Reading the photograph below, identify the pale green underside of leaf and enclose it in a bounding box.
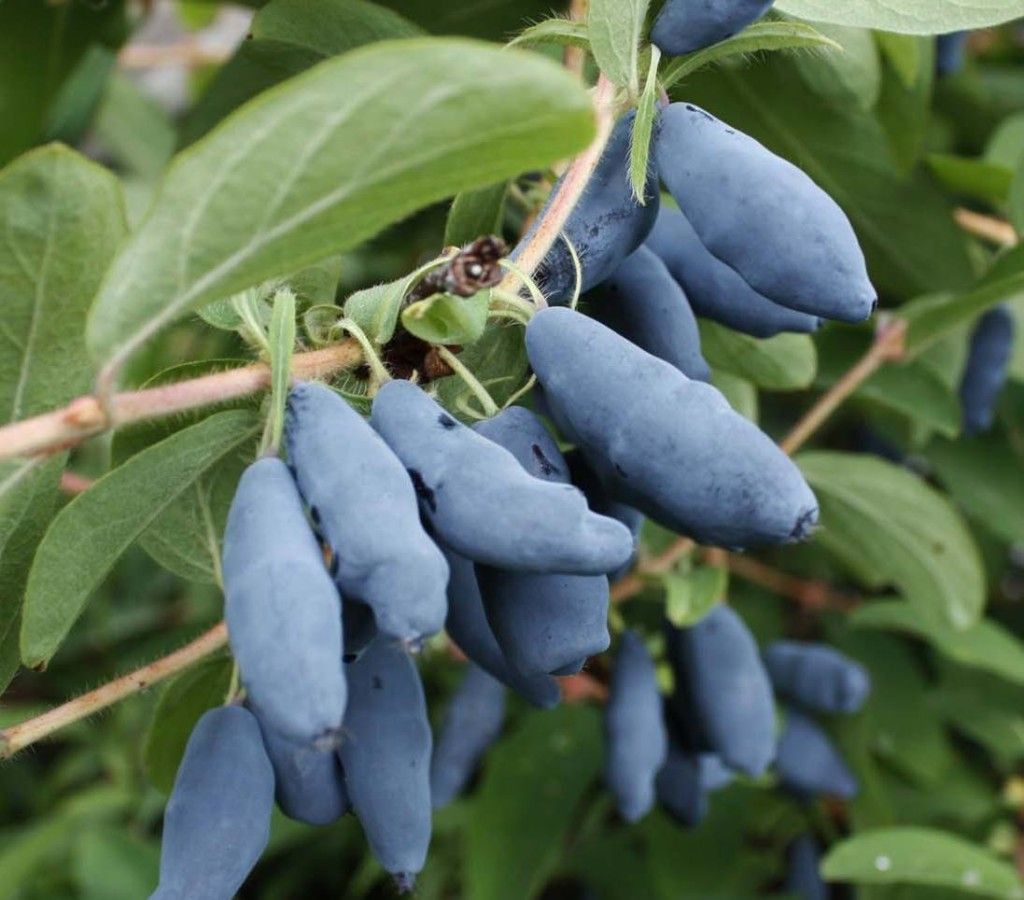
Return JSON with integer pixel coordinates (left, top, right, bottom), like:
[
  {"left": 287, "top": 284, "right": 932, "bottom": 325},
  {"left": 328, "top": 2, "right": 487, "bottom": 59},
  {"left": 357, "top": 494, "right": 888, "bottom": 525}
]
[
  {"left": 822, "top": 827, "right": 1024, "bottom": 898},
  {"left": 507, "top": 17, "right": 590, "bottom": 51},
  {"left": 777, "top": 0, "right": 1024, "bottom": 34},
  {"left": 588, "top": 0, "right": 648, "bottom": 92},
  {"left": 20, "top": 410, "right": 260, "bottom": 668},
  {"left": 799, "top": 452, "right": 985, "bottom": 631},
  {"left": 86, "top": 38, "right": 595, "bottom": 367}
]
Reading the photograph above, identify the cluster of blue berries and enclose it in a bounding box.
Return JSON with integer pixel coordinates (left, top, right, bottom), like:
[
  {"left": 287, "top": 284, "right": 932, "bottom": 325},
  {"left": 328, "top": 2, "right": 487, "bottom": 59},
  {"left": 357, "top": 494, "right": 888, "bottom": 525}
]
[{"left": 147, "top": 5, "right": 1012, "bottom": 896}]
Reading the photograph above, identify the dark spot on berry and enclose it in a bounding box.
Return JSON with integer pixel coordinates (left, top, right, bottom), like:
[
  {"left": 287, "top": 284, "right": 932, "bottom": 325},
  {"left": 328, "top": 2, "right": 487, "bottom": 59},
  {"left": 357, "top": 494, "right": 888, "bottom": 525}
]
[
  {"left": 438, "top": 413, "right": 457, "bottom": 430},
  {"left": 407, "top": 469, "right": 437, "bottom": 513},
  {"left": 371, "top": 676, "right": 383, "bottom": 690},
  {"left": 614, "top": 463, "right": 628, "bottom": 480},
  {"left": 531, "top": 443, "right": 560, "bottom": 477},
  {"left": 310, "top": 506, "right": 321, "bottom": 524}
]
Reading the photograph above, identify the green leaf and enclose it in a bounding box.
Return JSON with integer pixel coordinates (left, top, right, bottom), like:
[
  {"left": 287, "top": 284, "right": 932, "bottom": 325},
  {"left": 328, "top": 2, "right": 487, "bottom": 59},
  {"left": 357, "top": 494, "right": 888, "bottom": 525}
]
[
  {"left": 904, "top": 271, "right": 1024, "bottom": 357},
  {"left": 588, "top": 0, "right": 649, "bottom": 93},
  {"left": 927, "top": 153, "right": 1014, "bottom": 204},
  {"left": 936, "top": 666, "right": 1024, "bottom": 770},
  {"left": 73, "top": 828, "right": 160, "bottom": 900},
  {"left": 0, "top": 145, "right": 126, "bottom": 426},
  {"left": 444, "top": 183, "right": 508, "bottom": 248},
  {"left": 663, "top": 567, "right": 726, "bottom": 627},
  {"left": 926, "top": 434, "right": 1024, "bottom": 545},
  {"left": 435, "top": 320, "right": 529, "bottom": 413},
  {"left": 345, "top": 280, "right": 410, "bottom": 346},
  {"left": 799, "top": 452, "right": 985, "bottom": 630},
  {"left": 1009, "top": 157, "right": 1024, "bottom": 236},
  {"left": 710, "top": 370, "right": 759, "bottom": 422},
  {"left": 698, "top": 321, "right": 816, "bottom": 390},
  {"left": 143, "top": 657, "right": 234, "bottom": 794},
  {"left": 852, "top": 600, "right": 1024, "bottom": 687},
  {"left": 814, "top": 328, "right": 960, "bottom": 437},
  {"left": 86, "top": 39, "right": 596, "bottom": 370},
  {"left": 21, "top": 410, "right": 261, "bottom": 668},
  {"left": 822, "top": 828, "right": 1024, "bottom": 898},
  {"left": 507, "top": 17, "right": 591, "bottom": 51},
  {"left": 181, "top": 0, "right": 422, "bottom": 144},
  {"left": 661, "top": 20, "right": 841, "bottom": 90},
  {"left": 267, "top": 288, "right": 297, "bottom": 453},
  {"left": 110, "top": 362, "right": 257, "bottom": 584},
  {"left": 837, "top": 630, "right": 956, "bottom": 787},
  {"left": 875, "top": 32, "right": 924, "bottom": 88},
  {"left": 875, "top": 35, "right": 934, "bottom": 172},
  {"left": 93, "top": 73, "right": 176, "bottom": 179},
  {"left": 402, "top": 291, "right": 490, "bottom": 346},
  {"left": 629, "top": 46, "right": 661, "bottom": 204},
  {"left": 465, "top": 706, "right": 602, "bottom": 900},
  {"left": 792, "top": 22, "right": 882, "bottom": 111},
  {"left": 776, "top": 0, "right": 1024, "bottom": 34}
]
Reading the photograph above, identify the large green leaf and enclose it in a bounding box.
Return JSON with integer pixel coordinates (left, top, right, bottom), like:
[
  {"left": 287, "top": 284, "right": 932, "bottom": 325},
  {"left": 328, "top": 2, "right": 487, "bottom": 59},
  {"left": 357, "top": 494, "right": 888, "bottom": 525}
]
[
  {"left": 792, "top": 22, "right": 881, "bottom": 111},
  {"left": 777, "top": 0, "right": 1024, "bottom": 34},
  {"left": 799, "top": 452, "right": 985, "bottom": 630},
  {"left": 698, "top": 321, "right": 816, "bottom": 390},
  {"left": 852, "top": 600, "right": 1024, "bottom": 687},
  {"left": 588, "top": 0, "right": 648, "bottom": 92},
  {"left": 87, "top": 39, "right": 595, "bottom": 370},
  {"left": 20, "top": 410, "right": 261, "bottom": 668},
  {"left": 0, "top": 145, "right": 125, "bottom": 688},
  {"left": 465, "top": 706, "right": 602, "bottom": 900},
  {"left": 680, "top": 57, "right": 973, "bottom": 300},
  {"left": 822, "top": 828, "right": 1023, "bottom": 898}
]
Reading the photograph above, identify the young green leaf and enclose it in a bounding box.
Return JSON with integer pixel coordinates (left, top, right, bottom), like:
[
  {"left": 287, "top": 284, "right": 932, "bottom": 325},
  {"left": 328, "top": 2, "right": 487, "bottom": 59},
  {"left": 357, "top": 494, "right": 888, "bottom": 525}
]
[
  {"left": 401, "top": 291, "right": 490, "bottom": 346},
  {"left": 265, "top": 288, "right": 297, "bottom": 454},
  {"left": 776, "top": 0, "right": 1024, "bottom": 35},
  {"left": 927, "top": 154, "right": 1014, "bottom": 204},
  {"left": 660, "top": 20, "right": 841, "bottom": 91},
  {"left": 663, "top": 566, "right": 726, "bottom": 628},
  {"left": 20, "top": 410, "right": 261, "bottom": 668},
  {"left": 822, "top": 827, "right": 1023, "bottom": 898},
  {"left": 629, "top": 46, "right": 661, "bottom": 203},
  {"left": 588, "top": 0, "right": 650, "bottom": 94},
  {"left": 799, "top": 452, "right": 985, "bottom": 631},
  {"left": 698, "top": 321, "right": 817, "bottom": 390},
  {"left": 87, "top": 39, "right": 596, "bottom": 374}
]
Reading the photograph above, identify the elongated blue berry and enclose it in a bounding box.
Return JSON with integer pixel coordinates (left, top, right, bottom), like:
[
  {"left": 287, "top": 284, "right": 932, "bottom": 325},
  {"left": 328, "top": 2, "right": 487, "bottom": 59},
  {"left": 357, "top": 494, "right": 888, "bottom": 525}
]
[
  {"left": 655, "top": 741, "right": 706, "bottom": 828},
  {"left": 646, "top": 208, "right": 821, "bottom": 337},
  {"left": 655, "top": 103, "right": 876, "bottom": 323},
  {"left": 588, "top": 245, "right": 711, "bottom": 381},
  {"left": 785, "top": 834, "right": 828, "bottom": 900},
  {"left": 151, "top": 706, "right": 274, "bottom": 900},
  {"left": 475, "top": 407, "right": 611, "bottom": 674},
  {"left": 371, "top": 379, "right": 633, "bottom": 573},
  {"left": 776, "top": 708, "right": 858, "bottom": 800},
  {"left": 652, "top": 0, "right": 774, "bottom": 55},
  {"left": 527, "top": 307, "right": 818, "bottom": 549},
  {"left": 339, "top": 638, "right": 432, "bottom": 888},
  {"left": 763, "top": 641, "right": 870, "bottom": 715},
  {"left": 442, "top": 544, "right": 561, "bottom": 708},
  {"left": 285, "top": 381, "right": 449, "bottom": 641},
  {"left": 254, "top": 710, "right": 349, "bottom": 826},
  {"left": 664, "top": 606, "right": 776, "bottom": 776},
  {"left": 430, "top": 664, "right": 507, "bottom": 808},
  {"left": 604, "top": 631, "right": 668, "bottom": 822},
  {"left": 522, "top": 111, "right": 659, "bottom": 304},
  {"left": 223, "top": 458, "right": 346, "bottom": 745},
  {"left": 960, "top": 305, "right": 1015, "bottom": 435}
]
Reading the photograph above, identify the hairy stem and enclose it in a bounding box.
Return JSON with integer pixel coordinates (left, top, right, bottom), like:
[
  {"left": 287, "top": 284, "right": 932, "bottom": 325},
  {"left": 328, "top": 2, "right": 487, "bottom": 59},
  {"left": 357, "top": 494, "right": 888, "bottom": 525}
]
[
  {"left": 0, "top": 623, "right": 229, "bottom": 759},
  {"left": 500, "top": 74, "right": 618, "bottom": 294},
  {"left": 0, "top": 340, "right": 362, "bottom": 463}
]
